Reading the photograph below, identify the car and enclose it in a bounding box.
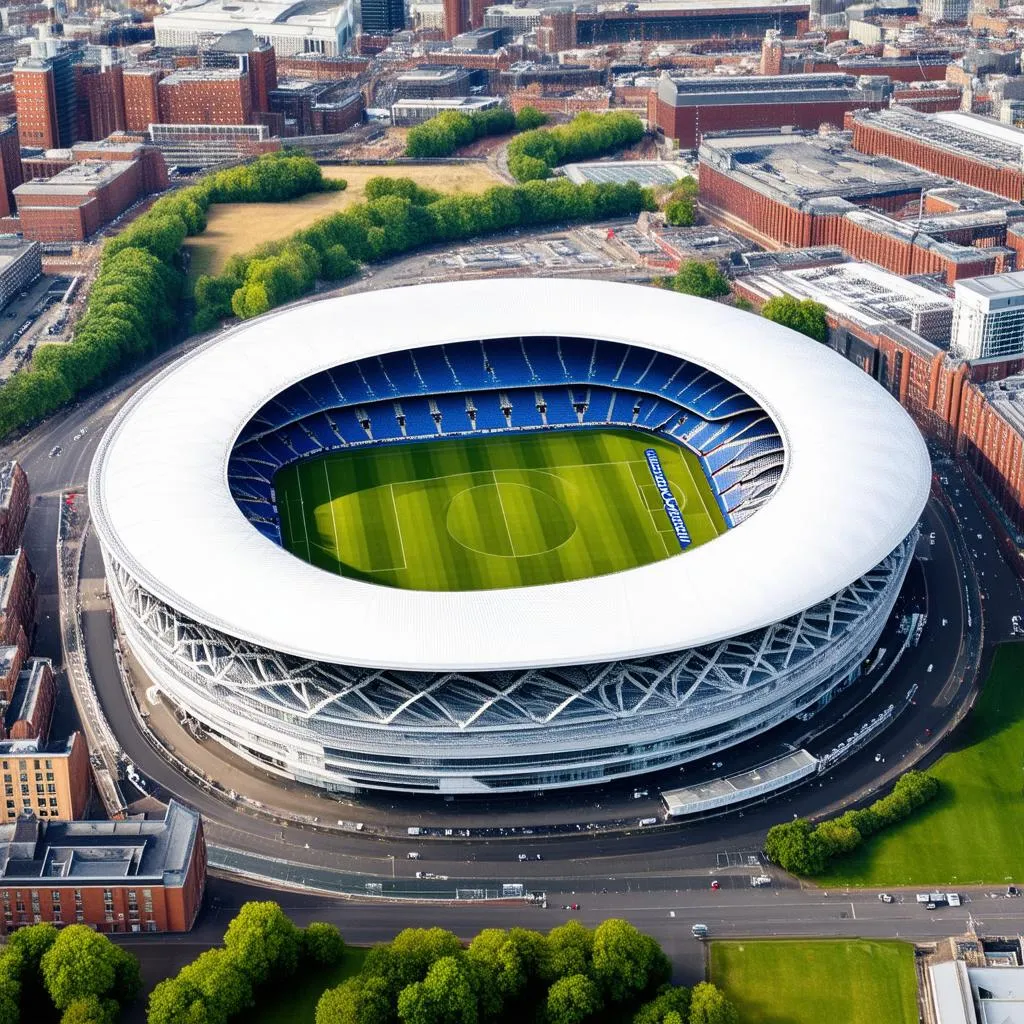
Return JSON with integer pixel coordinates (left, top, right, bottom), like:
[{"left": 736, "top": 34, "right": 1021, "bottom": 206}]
[
  {"left": 874, "top": 753, "right": 883, "bottom": 763},
  {"left": 406, "top": 852, "right": 420, "bottom": 860},
  {"left": 691, "top": 923, "right": 709, "bottom": 939},
  {"left": 48, "top": 446, "right": 61, "bottom": 458},
  {"left": 1008, "top": 886, "right": 1021, "bottom": 897},
  {"left": 711, "top": 761, "right": 724, "bottom": 769},
  {"left": 570, "top": 903, "right": 579, "bottom": 911},
  {"left": 535, "top": 854, "right": 542, "bottom": 860},
  {"left": 632, "top": 789, "right": 648, "bottom": 799},
  {"left": 879, "top": 893, "right": 894, "bottom": 903},
  {"left": 926, "top": 902, "right": 937, "bottom": 910},
  {"left": 517, "top": 853, "right": 528, "bottom": 862},
  {"left": 710, "top": 880, "right": 720, "bottom": 890}
]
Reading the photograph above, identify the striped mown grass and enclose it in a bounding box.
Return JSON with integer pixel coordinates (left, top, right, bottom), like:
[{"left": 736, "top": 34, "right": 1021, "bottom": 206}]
[{"left": 275, "top": 428, "right": 725, "bottom": 592}]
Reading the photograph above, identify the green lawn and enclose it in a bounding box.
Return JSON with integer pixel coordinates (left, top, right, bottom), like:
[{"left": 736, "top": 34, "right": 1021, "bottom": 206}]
[
  {"left": 710, "top": 940, "right": 918, "bottom": 1024},
  {"left": 252, "top": 948, "right": 367, "bottom": 1024},
  {"left": 274, "top": 428, "right": 726, "bottom": 591},
  {"left": 816, "top": 643, "right": 1024, "bottom": 887}
]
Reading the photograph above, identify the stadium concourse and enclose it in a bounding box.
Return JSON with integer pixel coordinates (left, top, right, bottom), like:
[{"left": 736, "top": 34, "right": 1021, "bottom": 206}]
[{"left": 88, "top": 279, "right": 930, "bottom": 797}]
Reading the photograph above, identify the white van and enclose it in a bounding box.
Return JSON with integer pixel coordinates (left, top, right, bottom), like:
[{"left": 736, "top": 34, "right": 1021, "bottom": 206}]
[{"left": 639, "top": 817, "right": 658, "bottom": 827}]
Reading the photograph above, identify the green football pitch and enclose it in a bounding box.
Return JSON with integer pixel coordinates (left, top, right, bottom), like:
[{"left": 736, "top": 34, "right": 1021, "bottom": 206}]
[{"left": 275, "top": 428, "right": 727, "bottom": 592}]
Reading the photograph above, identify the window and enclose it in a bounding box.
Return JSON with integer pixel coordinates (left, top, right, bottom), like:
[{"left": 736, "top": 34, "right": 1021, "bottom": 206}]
[
  {"left": 45, "top": 773, "right": 53, "bottom": 782},
  {"left": 49, "top": 798, "right": 57, "bottom": 807},
  {"left": 33, "top": 773, "right": 41, "bottom": 782},
  {"left": 46, "top": 785, "right": 55, "bottom": 794},
  {"left": 4, "top": 787, "right": 11, "bottom": 797},
  {"left": 44, "top": 760, "right": 51, "bottom": 770},
  {"left": 19, "top": 785, "right": 27, "bottom": 795},
  {"left": 5, "top": 801, "right": 13, "bottom": 811}
]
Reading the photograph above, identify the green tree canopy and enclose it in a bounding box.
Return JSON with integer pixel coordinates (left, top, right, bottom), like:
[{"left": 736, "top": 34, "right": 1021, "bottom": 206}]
[
  {"left": 666, "top": 260, "right": 730, "bottom": 299},
  {"left": 546, "top": 973, "right": 602, "bottom": 1024},
  {"left": 146, "top": 977, "right": 211, "bottom": 1024},
  {"left": 41, "top": 926, "right": 133, "bottom": 1011},
  {"left": 664, "top": 197, "right": 695, "bottom": 227},
  {"left": 59, "top": 995, "right": 121, "bottom": 1024},
  {"left": 633, "top": 985, "right": 692, "bottom": 1024},
  {"left": 222, "top": 901, "right": 302, "bottom": 986},
  {"left": 396, "top": 955, "right": 478, "bottom": 1024},
  {"left": 178, "top": 948, "right": 253, "bottom": 1023},
  {"left": 592, "top": 920, "right": 670, "bottom": 1004},
  {"left": 304, "top": 923, "right": 347, "bottom": 967},
  {"left": 761, "top": 294, "right": 828, "bottom": 343},
  {"left": 687, "top": 982, "right": 739, "bottom": 1024}
]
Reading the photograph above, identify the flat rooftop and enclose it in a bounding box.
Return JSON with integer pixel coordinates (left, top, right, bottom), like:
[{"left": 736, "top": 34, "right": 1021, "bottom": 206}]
[
  {"left": 699, "top": 130, "right": 942, "bottom": 205},
  {"left": 853, "top": 107, "right": 1024, "bottom": 168},
  {"left": 657, "top": 71, "right": 882, "bottom": 107},
  {"left": 15, "top": 159, "right": 135, "bottom": 198},
  {"left": 0, "top": 800, "right": 200, "bottom": 887},
  {"left": 953, "top": 269, "right": 1024, "bottom": 300}
]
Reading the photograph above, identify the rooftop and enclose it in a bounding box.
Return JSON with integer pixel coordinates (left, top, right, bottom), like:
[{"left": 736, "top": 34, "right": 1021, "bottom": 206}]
[
  {"left": 657, "top": 71, "right": 888, "bottom": 107},
  {"left": 699, "top": 129, "right": 942, "bottom": 206},
  {"left": 159, "top": 68, "right": 246, "bottom": 85},
  {"left": 14, "top": 159, "right": 134, "bottom": 198},
  {"left": 738, "top": 261, "right": 953, "bottom": 346},
  {"left": 0, "top": 800, "right": 201, "bottom": 887},
  {"left": 156, "top": 0, "right": 349, "bottom": 29},
  {"left": 953, "top": 269, "right": 1024, "bottom": 300},
  {"left": 853, "top": 107, "right": 1024, "bottom": 168},
  {"left": 0, "top": 462, "right": 20, "bottom": 511}
]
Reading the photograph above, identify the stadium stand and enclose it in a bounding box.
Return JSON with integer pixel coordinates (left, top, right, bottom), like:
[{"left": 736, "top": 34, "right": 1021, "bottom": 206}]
[{"left": 226, "top": 336, "right": 787, "bottom": 539}]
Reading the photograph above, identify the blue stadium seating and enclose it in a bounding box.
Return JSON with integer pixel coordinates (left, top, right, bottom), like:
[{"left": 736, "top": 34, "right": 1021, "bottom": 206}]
[
  {"left": 228, "top": 336, "right": 787, "bottom": 540},
  {"left": 399, "top": 398, "right": 439, "bottom": 438}
]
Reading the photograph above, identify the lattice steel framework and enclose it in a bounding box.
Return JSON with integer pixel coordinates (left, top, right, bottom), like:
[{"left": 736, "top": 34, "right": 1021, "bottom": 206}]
[{"left": 105, "top": 533, "right": 915, "bottom": 794}]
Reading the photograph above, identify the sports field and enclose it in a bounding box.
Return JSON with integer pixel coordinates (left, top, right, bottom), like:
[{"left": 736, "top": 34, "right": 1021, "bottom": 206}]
[
  {"left": 275, "top": 428, "right": 726, "bottom": 591},
  {"left": 711, "top": 939, "right": 918, "bottom": 1024}
]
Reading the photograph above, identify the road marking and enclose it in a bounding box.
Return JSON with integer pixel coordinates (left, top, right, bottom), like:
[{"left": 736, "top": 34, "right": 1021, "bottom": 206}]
[{"left": 850, "top": 902, "right": 856, "bottom": 920}]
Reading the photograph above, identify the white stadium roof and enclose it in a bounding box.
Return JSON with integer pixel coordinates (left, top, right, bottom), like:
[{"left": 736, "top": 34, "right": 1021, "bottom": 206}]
[{"left": 89, "top": 279, "right": 930, "bottom": 673}]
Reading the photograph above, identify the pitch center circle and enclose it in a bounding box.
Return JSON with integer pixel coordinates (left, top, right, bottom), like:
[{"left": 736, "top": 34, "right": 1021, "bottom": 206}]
[{"left": 446, "top": 479, "right": 575, "bottom": 558}]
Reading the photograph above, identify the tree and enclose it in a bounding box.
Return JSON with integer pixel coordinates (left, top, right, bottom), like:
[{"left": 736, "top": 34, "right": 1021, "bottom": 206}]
[
  {"left": 304, "top": 923, "right": 346, "bottom": 967},
  {"left": 591, "top": 920, "right": 669, "bottom": 1004},
  {"left": 664, "top": 198, "right": 695, "bottom": 227},
  {"left": 363, "top": 927, "right": 463, "bottom": 999},
  {"left": 764, "top": 819, "right": 829, "bottom": 875},
  {"left": 515, "top": 107, "right": 547, "bottom": 131},
  {"left": 41, "top": 926, "right": 133, "bottom": 1011},
  {"left": 667, "top": 260, "right": 730, "bottom": 300},
  {"left": 397, "top": 956, "right": 478, "bottom": 1024},
  {"left": 545, "top": 921, "right": 592, "bottom": 982},
  {"left": 687, "top": 983, "right": 738, "bottom": 1024},
  {"left": 546, "top": 974, "right": 602, "bottom": 1024},
  {"left": 146, "top": 977, "right": 211, "bottom": 1024},
  {"left": 60, "top": 995, "right": 121, "bottom": 1024},
  {"left": 0, "top": 955, "right": 21, "bottom": 1024},
  {"left": 8, "top": 921, "right": 57, "bottom": 1013},
  {"left": 762, "top": 294, "right": 828, "bottom": 343},
  {"left": 222, "top": 901, "right": 301, "bottom": 986},
  {"left": 632, "top": 985, "right": 691, "bottom": 1024},
  {"left": 179, "top": 949, "right": 253, "bottom": 1023}
]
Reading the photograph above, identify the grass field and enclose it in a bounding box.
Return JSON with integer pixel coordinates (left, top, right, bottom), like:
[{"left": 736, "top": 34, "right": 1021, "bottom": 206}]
[
  {"left": 186, "top": 163, "right": 502, "bottom": 277},
  {"left": 252, "top": 948, "right": 367, "bottom": 1024},
  {"left": 275, "top": 428, "right": 726, "bottom": 592},
  {"left": 816, "top": 643, "right": 1024, "bottom": 887},
  {"left": 710, "top": 940, "right": 918, "bottom": 1024}
]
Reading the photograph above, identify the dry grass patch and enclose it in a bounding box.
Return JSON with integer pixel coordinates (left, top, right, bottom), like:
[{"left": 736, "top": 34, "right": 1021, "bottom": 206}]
[{"left": 186, "top": 163, "right": 502, "bottom": 277}]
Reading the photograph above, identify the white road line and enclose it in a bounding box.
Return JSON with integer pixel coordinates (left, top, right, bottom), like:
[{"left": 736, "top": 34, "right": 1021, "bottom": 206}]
[
  {"left": 321, "top": 461, "right": 342, "bottom": 560},
  {"left": 491, "top": 470, "right": 518, "bottom": 558},
  {"left": 388, "top": 483, "right": 408, "bottom": 571},
  {"left": 850, "top": 902, "right": 856, "bottom": 920}
]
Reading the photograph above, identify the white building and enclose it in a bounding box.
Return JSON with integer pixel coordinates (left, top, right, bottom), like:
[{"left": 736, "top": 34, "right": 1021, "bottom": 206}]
[
  {"left": 154, "top": 0, "right": 355, "bottom": 57},
  {"left": 931, "top": 962, "right": 1024, "bottom": 1024},
  {"left": 951, "top": 271, "right": 1024, "bottom": 361}
]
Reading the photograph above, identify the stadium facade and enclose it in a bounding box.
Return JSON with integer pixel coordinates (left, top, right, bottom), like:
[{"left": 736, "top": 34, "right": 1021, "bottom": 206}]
[{"left": 90, "top": 280, "right": 930, "bottom": 795}]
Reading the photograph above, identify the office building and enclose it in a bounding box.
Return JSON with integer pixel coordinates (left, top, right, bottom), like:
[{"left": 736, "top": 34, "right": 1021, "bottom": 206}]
[
  {"left": 14, "top": 49, "right": 78, "bottom": 149},
  {"left": 0, "top": 241, "right": 41, "bottom": 312},
  {"left": 154, "top": 0, "right": 355, "bottom": 57},
  {"left": 158, "top": 69, "right": 252, "bottom": 127},
  {"left": 951, "top": 271, "right": 1024, "bottom": 360},
  {"left": 0, "top": 121, "right": 22, "bottom": 219},
  {"left": 0, "top": 800, "right": 206, "bottom": 934},
  {"left": 361, "top": 0, "right": 406, "bottom": 34},
  {"left": 0, "top": 464, "right": 28, "bottom": 558}
]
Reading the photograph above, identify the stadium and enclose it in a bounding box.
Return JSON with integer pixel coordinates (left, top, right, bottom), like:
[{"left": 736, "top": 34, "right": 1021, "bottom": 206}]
[{"left": 89, "top": 279, "right": 930, "bottom": 796}]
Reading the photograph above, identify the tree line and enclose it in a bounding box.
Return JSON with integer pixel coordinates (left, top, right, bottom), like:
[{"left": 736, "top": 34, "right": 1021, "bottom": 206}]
[
  {"left": 0, "top": 921, "right": 141, "bottom": 1024},
  {"left": 312, "top": 915, "right": 738, "bottom": 1024},
  {"left": 765, "top": 770, "right": 940, "bottom": 875},
  {"left": 507, "top": 112, "right": 645, "bottom": 182},
  {"left": 148, "top": 902, "right": 346, "bottom": 1024},
  {"left": 0, "top": 152, "right": 343, "bottom": 440},
  {"left": 405, "top": 106, "right": 547, "bottom": 159},
  {"left": 192, "top": 174, "right": 657, "bottom": 328}
]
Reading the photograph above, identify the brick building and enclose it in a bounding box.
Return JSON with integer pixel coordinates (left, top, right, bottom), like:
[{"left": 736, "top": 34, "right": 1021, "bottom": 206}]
[
  {"left": 11, "top": 142, "right": 168, "bottom": 243},
  {"left": 158, "top": 69, "right": 252, "bottom": 127},
  {"left": 123, "top": 68, "right": 163, "bottom": 133},
  {"left": 649, "top": 71, "right": 891, "bottom": 149},
  {"left": 75, "top": 63, "right": 125, "bottom": 141},
  {"left": 849, "top": 107, "right": 1024, "bottom": 203},
  {"left": 0, "top": 466, "right": 27, "bottom": 559},
  {"left": 0, "top": 800, "right": 206, "bottom": 934},
  {"left": 698, "top": 130, "right": 1020, "bottom": 284},
  {"left": 0, "top": 550, "right": 32, "bottom": 662},
  {"left": 2, "top": 657, "right": 56, "bottom": 744},
  {"left": 14, "top": 50, "right": 77, "bottom": 150}
]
